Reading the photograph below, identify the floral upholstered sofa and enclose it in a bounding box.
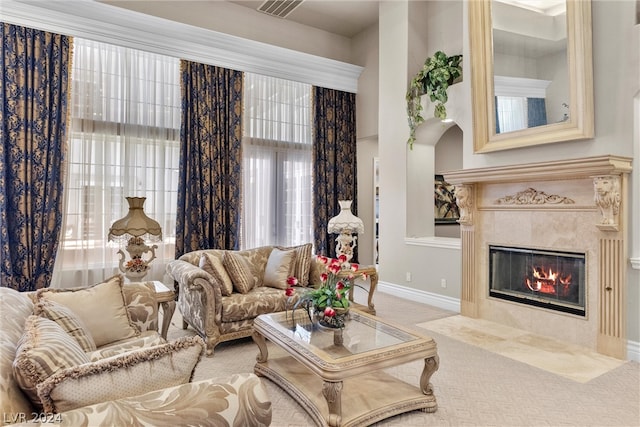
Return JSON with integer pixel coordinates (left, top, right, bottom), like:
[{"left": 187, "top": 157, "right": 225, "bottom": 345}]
[
  {"left": 167, "top": 244, "right": 317, "bottom": 356},
  {"left": 0, "top": 275, "right": 272, "bottom": 426}
]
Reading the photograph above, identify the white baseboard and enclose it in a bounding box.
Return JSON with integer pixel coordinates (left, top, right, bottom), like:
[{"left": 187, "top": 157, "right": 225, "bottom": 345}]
[
  {"left": 377, "top": 281, "right": 640, "bottom": 362},
  {"left": 627, "top": 339, "right": 640, "bottom": 362},
  {"left": 377, "top": 281, "right": 460, "bottom": 313}
]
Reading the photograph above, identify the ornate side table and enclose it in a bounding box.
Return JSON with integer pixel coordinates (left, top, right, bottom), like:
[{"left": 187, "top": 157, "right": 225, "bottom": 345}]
[
  {"left": 339, "top": 265, "right": 378, "bottom": 315},
  {"left": 150, "top": 281, "right": 176, "bottom": 340}
]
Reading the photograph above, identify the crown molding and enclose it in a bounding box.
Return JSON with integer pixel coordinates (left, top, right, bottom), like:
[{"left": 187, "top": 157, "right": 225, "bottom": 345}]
[{"left": 1, "top": 0, "right": 363, "bottom": 93}]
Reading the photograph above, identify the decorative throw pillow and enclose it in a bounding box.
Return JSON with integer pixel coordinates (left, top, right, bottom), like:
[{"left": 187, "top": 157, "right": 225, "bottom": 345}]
[
  {"left": 37, "top": 336, "right": 205, "bottom": 413},
  {"left": 199, "top": 253, "right": 234, "bottom": 296},
  {"left": 120, "top": 281, "right": 159, "bottom": 333},
  {"left": 276, "top": 243, "right": 313, "bottom": 287},
  {"left": 223, "top": 252, "right": 256, "bottom": 294},
  {"left": 230, "top": 247, "right": 273, "bottom": 286},
  {"left": 263, "top": 248, "right": 297, "bottom": 289},
  {"left": 88, "top": 331, "right": 165, "bottom": 361},
  {"left": 13, "top": 316, "right": 91, "bottom": 407},
  {"left": 36, "top": 275, "right": 139, "bottom": 348},
  {"left": 309, "top": 255, "right": 324, "bottom": 288},
  {"left": 33, "top": 299, "right": 97, "bottom": 352}
]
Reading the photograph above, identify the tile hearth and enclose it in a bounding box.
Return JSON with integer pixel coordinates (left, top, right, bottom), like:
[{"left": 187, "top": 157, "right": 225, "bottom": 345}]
[{"left": 417, "top": 315, "right": 625, "bottom": 383}]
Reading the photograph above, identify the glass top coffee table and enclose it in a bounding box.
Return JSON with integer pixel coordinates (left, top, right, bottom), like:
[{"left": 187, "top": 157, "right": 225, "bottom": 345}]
[{"left": 252, "top": 310, "right": 439, "bottom": 427}]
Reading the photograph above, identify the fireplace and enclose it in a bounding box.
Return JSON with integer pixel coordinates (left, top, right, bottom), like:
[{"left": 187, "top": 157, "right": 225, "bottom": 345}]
[
  {"left": 489, "top": 245, "right": 586, "bottom": 316},
  {"left": 444, "top": 155, "right": 632, "bottom": 359}
]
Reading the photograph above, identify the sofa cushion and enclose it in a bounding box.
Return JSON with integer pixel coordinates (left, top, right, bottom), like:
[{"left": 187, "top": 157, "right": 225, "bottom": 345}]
[
  {"left": 221, "top": 287, "right": 289, "bottom": 322},
  {"left": 200, "top": 252, "right": 234, "bottom": 296},
  {"left": 263, "top": 248, "right": 297, "bottom": 290},
  {"left": 33, "top": 299, "right": 97, "bottom": 352},
  {"left": 13, "top": 315, "right": 91, "bottom": 408},
  {"left": 36, "top": 275, "right": 139, "bottom": 347},
  {"left": 0, "top": 287, "right": 37, "bottom": 419},
  {"left": 224, "top": 251, "right": 256, "bottom": 294},
  {"left": 37, "top": 336, "right": 205, "bottom": 413},
  {"left": 276, "top": 243, "right": 313, "bottom": 287}
]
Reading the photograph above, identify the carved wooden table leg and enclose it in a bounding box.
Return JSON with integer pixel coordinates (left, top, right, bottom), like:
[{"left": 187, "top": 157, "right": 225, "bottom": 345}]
[
  {"left": 345, "top": 266, "right": 377, "bottom": 315},
  {"left": 367, "top": 270, "right": 378, "bottom": 314},
  {"left": 252, "top": 330, "right": 268, "bottom": 363},
  {"left": 420, "top": 355, "right": 440, "bottom": 395},
  {"left": 159, "top": 300, "right": 175, "bottom": 340},
  {"left": 322, "top": 381, "right": 343, "bottom": 427}
]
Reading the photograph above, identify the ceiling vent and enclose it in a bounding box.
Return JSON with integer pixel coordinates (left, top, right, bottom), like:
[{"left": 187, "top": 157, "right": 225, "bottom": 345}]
[{"left": 257, "top": 0, "right": 304, "bottom": 18}]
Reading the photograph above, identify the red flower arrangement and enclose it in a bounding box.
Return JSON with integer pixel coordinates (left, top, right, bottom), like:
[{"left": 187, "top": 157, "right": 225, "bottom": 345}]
[{"left": 285, "top": 254, "right": 368, "bottom": 328}]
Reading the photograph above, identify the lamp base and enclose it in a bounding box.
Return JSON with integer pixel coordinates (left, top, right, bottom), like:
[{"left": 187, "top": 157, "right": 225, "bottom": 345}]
[
  {"left": 335, "top": 230, "right": 357, "bottom": 263},
  {"left": 116, "top": 239, "right": 156, "bottom": 282}
]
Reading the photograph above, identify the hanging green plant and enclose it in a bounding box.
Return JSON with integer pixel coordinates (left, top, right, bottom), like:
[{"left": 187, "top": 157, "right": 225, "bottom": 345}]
[{"left": 406, "top": 51, "right": 462, "bottom": 149}]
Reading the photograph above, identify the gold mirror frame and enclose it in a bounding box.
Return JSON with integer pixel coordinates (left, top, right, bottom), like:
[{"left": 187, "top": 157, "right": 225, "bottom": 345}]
[{"left": 470, "top": 0, "right": 594, "bottom": 153}]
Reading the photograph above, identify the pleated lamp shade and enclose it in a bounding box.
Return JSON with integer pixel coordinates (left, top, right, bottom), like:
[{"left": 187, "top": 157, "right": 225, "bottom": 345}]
[{"left": 108, "top": 197, "right": 162, "bottom": 243}]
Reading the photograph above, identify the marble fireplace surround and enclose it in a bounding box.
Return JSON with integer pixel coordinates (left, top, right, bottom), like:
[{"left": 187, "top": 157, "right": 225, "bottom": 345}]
[{"left": 444, "top": 155, "right": 632, "bottom": 359}]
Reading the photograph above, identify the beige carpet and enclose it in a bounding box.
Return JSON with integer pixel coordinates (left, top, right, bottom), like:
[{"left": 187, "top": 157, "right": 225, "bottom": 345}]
[
  {"left": 416, "top": 315, "right": 626, "bottom": 383},
  {"left": 165, "top": 290, "right": 640, "bottom": 427}
]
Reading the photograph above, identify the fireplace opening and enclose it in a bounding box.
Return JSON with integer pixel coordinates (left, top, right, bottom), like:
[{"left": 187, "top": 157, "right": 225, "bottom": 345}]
[{"left": 489, "top": 245, "right": 586, "bottom": 316}]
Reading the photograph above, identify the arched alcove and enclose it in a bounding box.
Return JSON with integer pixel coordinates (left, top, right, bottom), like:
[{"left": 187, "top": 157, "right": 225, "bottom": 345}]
[
  {"left": 406, "top": 84, "right": 464, "bottom": 239},
  {"left": 435, "top": 126, "right": 463, "bottom": 238}
]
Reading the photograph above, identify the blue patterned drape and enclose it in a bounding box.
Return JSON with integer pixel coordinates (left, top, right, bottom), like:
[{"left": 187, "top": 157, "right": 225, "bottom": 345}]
[
  {"left": 0, "top": 24, "right": 71, "bottom": 291},
  {"left": 494, "top": 96, "right": 500, "bottom": 133},
  {"left": 527, "top": 97, "right": 547, "bottom": 128},
  {"left": 176, "top": 61, "right": 243, "bottom": 257},
  {"left": 312, "top": 87, "right": 358, "bottom": 261}
]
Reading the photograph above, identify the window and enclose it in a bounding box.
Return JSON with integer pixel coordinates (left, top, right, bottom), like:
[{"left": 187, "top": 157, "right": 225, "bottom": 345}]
[
  {"left": 52, "top": 39, "right": 180, "bottom": 286},
  {"left": 242, "top": 73, "right": 313, "bottom": 248}
]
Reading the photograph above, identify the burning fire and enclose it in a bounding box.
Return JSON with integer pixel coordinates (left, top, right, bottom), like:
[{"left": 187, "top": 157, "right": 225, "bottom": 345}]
[{"left": 525, "top": 266, "right": 572, "bottom": 296}]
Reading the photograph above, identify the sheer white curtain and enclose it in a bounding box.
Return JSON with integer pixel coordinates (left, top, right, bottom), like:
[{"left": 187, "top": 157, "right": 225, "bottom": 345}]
[
  {"left": 242, "top": 73, "right": 313, "bottom": 249},
  {"left": 496, "top": 96, "right": 528, "bottom": 133},
  {"left": 51, "top": 39, "right": 180, "bottom": 288}
]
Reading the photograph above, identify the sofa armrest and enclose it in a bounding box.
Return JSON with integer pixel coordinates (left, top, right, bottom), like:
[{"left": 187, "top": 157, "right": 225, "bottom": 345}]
[
  {"left": 15, "top": 374, "right": 271, "bottom": 427},
  {"left": 166, "top": 259, "right": 218, "bottom": 292},
  {"left": 165, "top": 260, "right": 223, "bottom": 345}
]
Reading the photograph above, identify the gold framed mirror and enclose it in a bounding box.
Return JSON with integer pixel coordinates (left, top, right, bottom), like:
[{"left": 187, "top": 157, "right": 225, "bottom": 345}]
[{"left": 470, "top": 0, "right": 594, "bottom": 153}]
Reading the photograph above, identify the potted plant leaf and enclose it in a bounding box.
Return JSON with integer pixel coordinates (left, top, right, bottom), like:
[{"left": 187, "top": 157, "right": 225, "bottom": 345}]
[{"left": 406, "top": 51, "right": 462, "bottom": 148}]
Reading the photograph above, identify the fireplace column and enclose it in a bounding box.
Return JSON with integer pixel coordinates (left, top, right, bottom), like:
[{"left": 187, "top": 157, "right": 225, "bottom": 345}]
[
  {"left": 594, "top": 174, "right": 628, "bottom": 359},
  {"left": 455, "top": 184, "right": 477, "bottom": 317}
]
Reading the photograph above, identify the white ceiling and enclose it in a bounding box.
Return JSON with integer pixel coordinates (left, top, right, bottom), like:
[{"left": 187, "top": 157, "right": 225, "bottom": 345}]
[
  {"left": 227, "top": 1, "right": 568, "bottom": 44},
  {"left": 228, "top": 0, "right": 380, "bottom": 38}
]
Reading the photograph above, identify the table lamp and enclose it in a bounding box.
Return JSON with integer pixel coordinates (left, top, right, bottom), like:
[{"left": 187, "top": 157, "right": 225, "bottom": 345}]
[
  {"left": 327, "top": 200, "right": 364, "bottom": 263},
  {"left": 107, "top": 197, "right": 162, "bottom": 281}
]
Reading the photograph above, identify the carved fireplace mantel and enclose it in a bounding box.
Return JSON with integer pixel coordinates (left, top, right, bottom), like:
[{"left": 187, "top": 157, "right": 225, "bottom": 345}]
[
  {"left": 443, "top": 155, "right": 632, "bottom": 359},
  {"left": 444, "top": 155, "right": 632, "bottom": 185}
]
